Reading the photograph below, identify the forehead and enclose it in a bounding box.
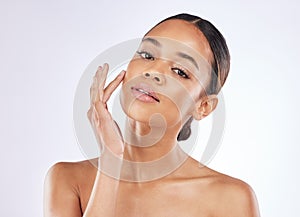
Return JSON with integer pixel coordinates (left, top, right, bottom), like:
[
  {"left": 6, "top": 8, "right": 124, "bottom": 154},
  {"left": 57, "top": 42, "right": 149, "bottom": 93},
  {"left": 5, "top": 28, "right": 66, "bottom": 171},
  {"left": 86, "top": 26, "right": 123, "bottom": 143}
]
[{"left": 145, "top": 19, "right": 214, "bottom": 65}]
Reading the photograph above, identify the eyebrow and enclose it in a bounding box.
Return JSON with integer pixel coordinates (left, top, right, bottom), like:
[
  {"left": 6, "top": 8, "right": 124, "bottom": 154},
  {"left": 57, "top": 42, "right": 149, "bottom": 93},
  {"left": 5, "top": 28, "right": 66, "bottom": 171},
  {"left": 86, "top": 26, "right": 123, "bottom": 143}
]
[
  {"left": 141, "top": 37, "right": 162, "bottom": 47},
  {"left": 176, "top": 52, "right": 199, "bottom": 70}
]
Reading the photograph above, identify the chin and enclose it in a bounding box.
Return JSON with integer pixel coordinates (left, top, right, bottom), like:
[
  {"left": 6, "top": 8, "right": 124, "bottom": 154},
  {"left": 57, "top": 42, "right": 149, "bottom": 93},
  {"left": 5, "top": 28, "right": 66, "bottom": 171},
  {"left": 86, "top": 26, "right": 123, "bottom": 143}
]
[{"left": 120, "top": 98, "right": 156, "bottom": 124}]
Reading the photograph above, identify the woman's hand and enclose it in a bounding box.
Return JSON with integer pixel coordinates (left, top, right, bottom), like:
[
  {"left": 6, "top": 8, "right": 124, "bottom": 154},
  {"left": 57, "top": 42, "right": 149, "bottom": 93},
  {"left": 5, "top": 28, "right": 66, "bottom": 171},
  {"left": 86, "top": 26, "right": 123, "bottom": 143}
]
[{"left": 87, "top": 63, "right": 126, "bottom": 157}]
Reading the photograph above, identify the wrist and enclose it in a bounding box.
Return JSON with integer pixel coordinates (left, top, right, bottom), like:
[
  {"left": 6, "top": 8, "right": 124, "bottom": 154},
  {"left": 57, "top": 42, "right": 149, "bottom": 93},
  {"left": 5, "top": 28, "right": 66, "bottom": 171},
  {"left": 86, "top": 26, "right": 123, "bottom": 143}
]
[{"left": 98, "top": 147, "right": 123, "bottom": 179}]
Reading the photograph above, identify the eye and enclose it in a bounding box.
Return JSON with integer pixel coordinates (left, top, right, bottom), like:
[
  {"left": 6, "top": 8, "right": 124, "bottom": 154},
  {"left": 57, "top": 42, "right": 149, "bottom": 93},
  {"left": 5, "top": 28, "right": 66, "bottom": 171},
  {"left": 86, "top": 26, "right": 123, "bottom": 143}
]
[
  {"left": 136, "top": 51, "right": 155, "bottom": 61},
  {"left": 172, "top": 68, "right": 190, "bottom": 79}
]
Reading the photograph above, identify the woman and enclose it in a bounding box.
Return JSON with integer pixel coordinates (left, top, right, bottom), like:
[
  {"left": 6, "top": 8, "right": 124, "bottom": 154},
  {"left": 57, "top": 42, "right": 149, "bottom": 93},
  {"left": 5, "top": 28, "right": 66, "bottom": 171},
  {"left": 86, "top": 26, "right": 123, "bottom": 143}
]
[{"left": 44, "top": 13, "right": 260, "bottom": 217}]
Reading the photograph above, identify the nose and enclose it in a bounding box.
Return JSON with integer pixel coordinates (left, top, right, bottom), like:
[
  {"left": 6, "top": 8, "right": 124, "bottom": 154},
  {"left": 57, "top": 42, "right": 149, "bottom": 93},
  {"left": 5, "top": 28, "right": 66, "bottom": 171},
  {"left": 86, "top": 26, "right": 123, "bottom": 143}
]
[{"left": 142, "top": 71, "right": 165, "bottom": 85}]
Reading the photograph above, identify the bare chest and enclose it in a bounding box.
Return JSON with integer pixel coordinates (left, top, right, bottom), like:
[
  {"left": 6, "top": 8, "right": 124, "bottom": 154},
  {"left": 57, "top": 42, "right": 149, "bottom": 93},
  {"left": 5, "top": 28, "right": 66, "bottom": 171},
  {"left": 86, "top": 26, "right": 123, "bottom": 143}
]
[
  {"left": 79, "top": 180, "right": 214, "bottom": 217},
  {"left": 115, "top": 189, "right": 211, "bottom": 217}
]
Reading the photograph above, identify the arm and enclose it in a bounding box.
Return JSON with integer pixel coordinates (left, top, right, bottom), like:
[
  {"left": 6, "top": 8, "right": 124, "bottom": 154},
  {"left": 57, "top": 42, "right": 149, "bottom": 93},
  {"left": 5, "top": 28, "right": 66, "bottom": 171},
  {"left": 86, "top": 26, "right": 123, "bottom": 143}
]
[
  {"left": 44, "top": 162, "right": 82, "bottom": 217},
  {"left": 83, "top": 170, "right": 120, "bottom": 217},
  {"left": 44, "top": 159, "right": 123, "bottom": 217},
  {"left": 44, "top": 64, "right": 126, "bottom": 217},
  {"left": 83, "top": 63, "right": 126, "bottom": 216},
  {"left": 84, "top": 64, "right": 126, "bottom": 216}
]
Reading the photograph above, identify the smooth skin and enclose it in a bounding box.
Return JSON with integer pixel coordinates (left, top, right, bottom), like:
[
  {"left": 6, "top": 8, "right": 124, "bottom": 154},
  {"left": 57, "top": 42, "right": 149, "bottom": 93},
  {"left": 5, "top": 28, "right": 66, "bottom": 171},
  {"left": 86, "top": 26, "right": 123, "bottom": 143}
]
[{"left": 44, "top": 20, "right": 260, "bottom": 217}]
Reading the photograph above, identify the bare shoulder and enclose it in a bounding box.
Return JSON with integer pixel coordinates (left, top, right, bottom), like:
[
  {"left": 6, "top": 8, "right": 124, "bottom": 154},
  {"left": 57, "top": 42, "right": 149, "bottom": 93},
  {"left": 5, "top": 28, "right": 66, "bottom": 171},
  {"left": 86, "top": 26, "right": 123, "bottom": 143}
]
[
  {"left": 45, "top": 159, "right": 97, "bottom": 184},
  {"left": 44, "top": 159, "right": 99, "bottom": 201},
  {"left": 180, "top": 158, "right": 260, "bottom": 217},
  {"left": 44, "top": 159, "right": 98, "bottom": 217},
  {"left": 197, "top": 165, "right": 260, "bottom": 217}
]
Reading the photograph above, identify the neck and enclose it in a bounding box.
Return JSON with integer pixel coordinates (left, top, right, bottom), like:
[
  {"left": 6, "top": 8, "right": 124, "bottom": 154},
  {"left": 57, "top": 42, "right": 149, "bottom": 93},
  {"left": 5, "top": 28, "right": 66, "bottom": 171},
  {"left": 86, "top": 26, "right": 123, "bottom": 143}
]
[
  {"left": 122, "top": 117, "right": 181, "bottom": 162},
  {"left": 100, "top": 117, "right": 190, "bottom": 182}
]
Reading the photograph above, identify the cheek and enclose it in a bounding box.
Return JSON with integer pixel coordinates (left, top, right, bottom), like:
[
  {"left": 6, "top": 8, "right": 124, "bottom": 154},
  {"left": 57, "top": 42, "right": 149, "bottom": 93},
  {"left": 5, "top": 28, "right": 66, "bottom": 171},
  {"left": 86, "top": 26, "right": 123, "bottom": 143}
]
[
  {"left": 125, "top": 58, "right": 142, "bottom": 76},
  {"left": 192, "top": 73, "right": 211, "bottom": 97},
  {"left": 158, "top": 96, "right": 182, "bottom": 126},
  {"left": 123, "top": 63, "right": 135, "bottom": 83},
  {"left": 157, "top": 88, "right": 196, "bottom": 127},
  {"left": 159, "top": 79, "right": 198, "bottom": 116}
]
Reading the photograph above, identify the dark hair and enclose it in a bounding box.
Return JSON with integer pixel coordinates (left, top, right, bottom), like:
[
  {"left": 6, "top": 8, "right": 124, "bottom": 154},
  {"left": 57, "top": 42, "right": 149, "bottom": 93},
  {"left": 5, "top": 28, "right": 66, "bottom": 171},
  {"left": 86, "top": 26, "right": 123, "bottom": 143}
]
[{"left": 147, "top": 13, "right": 231, "bottom": 141}]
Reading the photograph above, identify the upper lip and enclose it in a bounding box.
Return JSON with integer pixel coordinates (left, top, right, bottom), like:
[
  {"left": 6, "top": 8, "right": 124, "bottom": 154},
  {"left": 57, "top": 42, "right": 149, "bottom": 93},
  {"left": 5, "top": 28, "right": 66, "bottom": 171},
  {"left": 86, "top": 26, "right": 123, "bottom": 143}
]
[{"left": 131, "top": 83, "right": 160, "bottom": 102}]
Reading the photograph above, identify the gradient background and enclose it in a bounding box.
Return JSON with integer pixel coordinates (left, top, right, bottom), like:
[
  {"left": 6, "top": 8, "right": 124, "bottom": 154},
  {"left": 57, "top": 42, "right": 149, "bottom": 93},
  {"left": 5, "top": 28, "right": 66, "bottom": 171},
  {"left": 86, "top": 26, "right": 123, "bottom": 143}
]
[{"left": 0, "top": 0, "right": 299, "bottom": 216}]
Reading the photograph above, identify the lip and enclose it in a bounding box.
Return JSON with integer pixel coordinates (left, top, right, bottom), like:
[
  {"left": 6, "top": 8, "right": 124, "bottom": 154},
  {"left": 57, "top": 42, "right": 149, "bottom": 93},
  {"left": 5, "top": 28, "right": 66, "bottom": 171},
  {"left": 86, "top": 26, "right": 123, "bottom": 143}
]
[{"left": 130, "top": 83, "right": 160, "bottom": 103}]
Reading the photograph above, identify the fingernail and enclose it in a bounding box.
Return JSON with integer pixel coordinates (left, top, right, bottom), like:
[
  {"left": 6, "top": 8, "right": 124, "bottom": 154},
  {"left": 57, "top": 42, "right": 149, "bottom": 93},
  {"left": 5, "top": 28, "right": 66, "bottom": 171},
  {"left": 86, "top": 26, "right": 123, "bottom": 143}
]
[{"left": 119, "top": 70, "right": 126, "bottom": 76}]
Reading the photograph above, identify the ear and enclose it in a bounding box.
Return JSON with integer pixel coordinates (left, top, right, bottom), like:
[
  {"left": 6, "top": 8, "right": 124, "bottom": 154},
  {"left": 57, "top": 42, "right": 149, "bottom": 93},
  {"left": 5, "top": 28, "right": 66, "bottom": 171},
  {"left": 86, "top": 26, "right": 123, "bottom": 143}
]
[{"left": 192, "top": 94, "right": 218, "bottom": 120}]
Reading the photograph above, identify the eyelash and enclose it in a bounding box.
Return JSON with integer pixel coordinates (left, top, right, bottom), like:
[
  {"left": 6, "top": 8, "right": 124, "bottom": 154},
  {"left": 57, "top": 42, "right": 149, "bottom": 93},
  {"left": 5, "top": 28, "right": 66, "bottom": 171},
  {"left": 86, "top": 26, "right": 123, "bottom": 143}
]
[
  {"left": 172, "top": 67, "right": 190, "bottom": 79},
  {"left": 136, "top": 50, "right": 190, "bottom": 79},
  {"left": 136, "top": 50, "right": 155, "bottom": 61}
]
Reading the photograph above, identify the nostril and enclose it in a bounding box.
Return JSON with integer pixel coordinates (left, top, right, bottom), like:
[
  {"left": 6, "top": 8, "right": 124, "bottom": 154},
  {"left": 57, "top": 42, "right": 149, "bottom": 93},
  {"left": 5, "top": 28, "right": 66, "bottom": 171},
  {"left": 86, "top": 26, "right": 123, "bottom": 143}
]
[
  {"left": 143, "top": 72, "right": 163, "bottom": 84},
  {"left": 154, "top": 77, "right": 160, "bottom": 82}
]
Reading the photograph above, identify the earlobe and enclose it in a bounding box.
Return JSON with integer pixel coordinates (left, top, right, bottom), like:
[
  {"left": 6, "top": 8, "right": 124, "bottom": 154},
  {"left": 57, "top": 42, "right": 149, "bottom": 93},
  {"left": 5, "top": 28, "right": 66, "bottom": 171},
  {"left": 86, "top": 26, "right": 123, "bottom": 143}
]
[{"left": 192, "top": 95, "right": 218, "bottom": 120}]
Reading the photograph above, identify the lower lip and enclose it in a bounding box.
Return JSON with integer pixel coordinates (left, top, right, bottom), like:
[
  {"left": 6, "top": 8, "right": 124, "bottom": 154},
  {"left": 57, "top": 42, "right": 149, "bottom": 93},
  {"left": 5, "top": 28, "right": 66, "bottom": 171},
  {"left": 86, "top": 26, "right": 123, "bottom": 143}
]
[{"left": 131, "top": 88, "right": 158, "bottom": 103}]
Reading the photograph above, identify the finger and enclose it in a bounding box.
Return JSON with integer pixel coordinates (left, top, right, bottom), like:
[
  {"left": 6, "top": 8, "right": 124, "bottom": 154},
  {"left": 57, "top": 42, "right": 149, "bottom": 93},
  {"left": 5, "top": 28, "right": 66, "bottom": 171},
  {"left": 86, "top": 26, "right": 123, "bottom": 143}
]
[
  {"left": 91, "top": 105, "right": 100, "bottom": 127},
  {"left": 102, "top": 70, "right": 126, "bottom": 103},
  {"left": 90, "top": 66, "right": 102, "bottom": 105},
  {"left": 97, "top": 63, "right": 109, "bottom": 101}
]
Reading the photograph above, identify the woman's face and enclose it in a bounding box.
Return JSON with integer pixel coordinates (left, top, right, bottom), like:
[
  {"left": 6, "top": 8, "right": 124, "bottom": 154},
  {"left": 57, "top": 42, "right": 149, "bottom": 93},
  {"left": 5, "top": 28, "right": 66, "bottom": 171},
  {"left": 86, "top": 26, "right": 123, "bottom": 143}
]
[{"left": 120, "top": 19, "right": 214, "bottom": 128}]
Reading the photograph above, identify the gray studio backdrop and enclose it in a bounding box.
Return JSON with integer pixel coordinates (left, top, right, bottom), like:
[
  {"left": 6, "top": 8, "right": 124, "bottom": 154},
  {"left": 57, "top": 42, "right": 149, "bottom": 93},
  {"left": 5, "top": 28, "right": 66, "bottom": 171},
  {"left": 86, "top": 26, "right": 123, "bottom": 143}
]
[{"left": 0, "top": 0, "right": 299, "bottom": 216}]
